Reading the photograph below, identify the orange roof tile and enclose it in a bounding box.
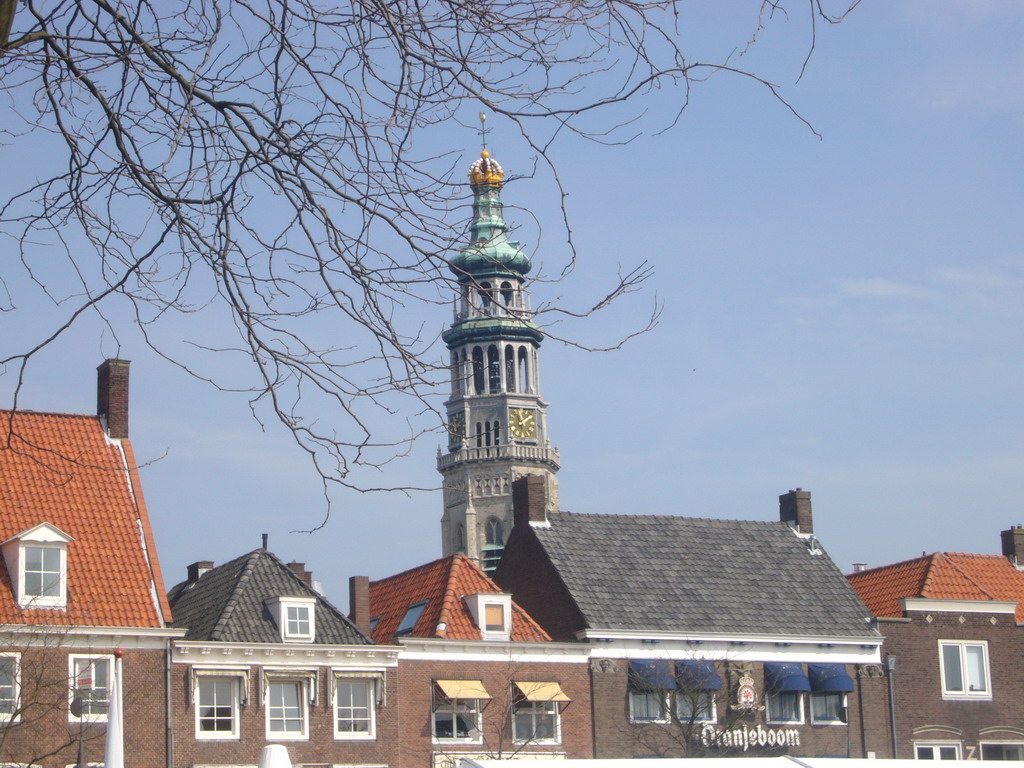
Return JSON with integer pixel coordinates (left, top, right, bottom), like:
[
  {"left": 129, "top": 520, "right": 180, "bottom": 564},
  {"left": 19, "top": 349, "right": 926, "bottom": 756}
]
[
  {"left": 848, "top": 552, "right": 1024, "bottom": 621},
  {"left": 0, "top": 410, "right": 170, "bottom": 628},
  {"left": 369, "top": 554, "right": 550, "bottom": 644}
]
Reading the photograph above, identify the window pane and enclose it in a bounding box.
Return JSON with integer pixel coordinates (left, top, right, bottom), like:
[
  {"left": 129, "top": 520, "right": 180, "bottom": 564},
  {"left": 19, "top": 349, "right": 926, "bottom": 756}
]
[
  {"left": 199, "top": 679, "right": 235, "bottom": 732},
  {"left": 677, "top": 691, "right": 714, "bottom": 722},
  {"left": 768, "top": 691, "right": 801, "bottom": 722},
  {"left": 0, "top": 658, "right": 16, "bottom": 714},
  {"left": 72, "top": 658, "right": 109, "bottom": 716},
  {"left": 965, "top": 645, "right": 987, "bottom": 692},
  {"left": 513, "top": 700, "right": 557, "bottom": 742},
  {"left": 485, "top": 604, "right": 505, "bottom": 632},
  {"left": 630, "top": 691, "right": 665, "bottom": 722},
  {"left": 941, "top": 645, "right": 964, "bottom": 692},
  {"left": 981, "top": 744, "right": 1024, "bottom": 760},
  {"left": 433, "top": 698, "right": 478, "bottom": 739},
  {"left": 336, "top": 681, "right": 372, "bottom": 734},
  {"left": 810, "top": 692, "right": 843, "bottom": 722},
  {"left": 268, "top": 681, "right": 304, "bottom": 733},
  {"left": 939, "top": 747, "right": 958, "bottom": 760}
]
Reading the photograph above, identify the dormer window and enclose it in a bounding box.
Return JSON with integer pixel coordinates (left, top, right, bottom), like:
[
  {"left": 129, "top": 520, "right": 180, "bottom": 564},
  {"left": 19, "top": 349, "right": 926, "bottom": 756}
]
[
  {"left": 1, "top": 523, "right": 73, "bottom": 609},
  {"left": 266, "top": 597, "right": 316, "bottom": 642},
  {"left": 464, "top": 593, "right": 512, "bottom": 641}
]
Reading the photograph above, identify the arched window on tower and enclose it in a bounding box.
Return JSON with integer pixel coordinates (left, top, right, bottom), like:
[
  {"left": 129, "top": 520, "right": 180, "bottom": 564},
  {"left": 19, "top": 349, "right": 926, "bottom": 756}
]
[
  {"left": 472, "top": 347, "right": 484, "bottom": 395},
  {"left": 457, "top": 524, "right": 466, "bottom": 554},
  {"left": 482, "top": 517, "right": 505, "bottom": 574},
  {"left": 460, "top": 350, "right": 468, "bottom": 394},
  {"left": 493, "top": 420, "right": 501, "bottom": 446},
  {"left": 505, "top": 345, "right": 516, "bottom": 393},
  {"left": 475, "top": 422, "right": 483, "bottom": 448},
  {"left": 484, "top": 421, "right": 492, "bottom": 447},
  {"left": 487, "top": 345, "right": 500, "bottom": 393},
  {"left": 478, "top": 282, "right": 493, "bottom": 314},
  {"left": 451, "top": 351, "right": 461, "bottom": 396},
  {"left": 518, "top": 346, "right": 530, "bottom": 393},
  {"left": 500, "top": 281, "right": 514, "bottom": 311}
]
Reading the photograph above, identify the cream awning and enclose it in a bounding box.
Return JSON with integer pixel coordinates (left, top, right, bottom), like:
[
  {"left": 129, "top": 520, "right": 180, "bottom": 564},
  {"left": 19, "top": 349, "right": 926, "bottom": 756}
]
[
  {"left": 435, "top": 679, "right": 492, "bottom": 700},
  {"left": 514, "top": 681, "right": 571, "bottom": 702}
]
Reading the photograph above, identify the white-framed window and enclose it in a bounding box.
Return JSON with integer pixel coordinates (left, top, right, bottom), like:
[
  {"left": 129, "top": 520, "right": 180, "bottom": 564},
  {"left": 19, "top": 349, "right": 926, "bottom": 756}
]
[
  {"left": 981, "top": 743, "right": 1024, "bottom": 760},
  {"left": 915, "top": 742, "right": 962, "bottom": 760},
  {"left": 766, "top": 691, "right": 804, "bottom": 724},
  {"left": 810, "top": 692, "right": 846, "bottom": 724},
  {"left": 196, "top": 676, "right": 241, "bottom": 739},
  {"left": 677, "top": 689, "right": 716, "bottom": 723},
  {"left": 2, "top": 523, "right": 73, "bottom": 609},
  {"left": 433, "top": 698, "right": 482, "bottom": 742},
  {"left": 334, "top": 678, "right": 375, "bottom": 739},
  {"left": 69, "top": 655, "right": 111, "bottom": 722},
  {"left": 629, "top": 690, "right": 669, "bottom": 723},
  {"left": 266, "top": 679, "right": 308, "bottom": 739},
  {"left": 939, "top": 640, "right": 990, "bottom": 698},
  {"left": 0, "top": 654, "right": 20, "bottom": 721},
  {"left": 512, "top": 699, "right": 560, "bottom": 743},
  {"left": 464, "top": 593, "right": 512, "bottom": 641},
  {"left": 265, "top": 596, "right": 317, "bottom": 642}
]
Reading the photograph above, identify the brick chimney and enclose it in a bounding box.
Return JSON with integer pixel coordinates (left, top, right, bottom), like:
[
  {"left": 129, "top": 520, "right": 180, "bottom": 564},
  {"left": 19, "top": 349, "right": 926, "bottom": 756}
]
[
  {"left": 287, "top": 562, "right": 313, "bottom": 586},
  {"left": 1001, "top": 526, "right": 1024, "bottom": 568},
  {"left": 512, "top": 474, "right": 547, "bottom": 529},
  {"left": 187, "top": 560, "right": 214, "bottom": 583},
  {"left": 349, "top": 576, "right": 372, "bottom": 635},
  {"left": 780, "top": 488, "right": 813, "bottom": 534},
  {"left": 97, "top": 359, "right": 130, "bottom": 439}
]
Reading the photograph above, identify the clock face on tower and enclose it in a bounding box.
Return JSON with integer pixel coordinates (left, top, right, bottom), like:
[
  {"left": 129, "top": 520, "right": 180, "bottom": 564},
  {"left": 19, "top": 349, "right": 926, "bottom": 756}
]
[
  {"left": 508, "top": 407, "right": 537, "bottom": 440},
  {"left": 448, "top": 411, "right": 466, "bottom": 445}
]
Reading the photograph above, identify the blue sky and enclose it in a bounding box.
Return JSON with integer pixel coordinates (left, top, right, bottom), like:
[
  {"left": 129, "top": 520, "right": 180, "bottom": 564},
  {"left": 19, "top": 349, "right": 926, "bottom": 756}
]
[{"left": 3, "top": 1, "right": 1022, "bottom": 609}]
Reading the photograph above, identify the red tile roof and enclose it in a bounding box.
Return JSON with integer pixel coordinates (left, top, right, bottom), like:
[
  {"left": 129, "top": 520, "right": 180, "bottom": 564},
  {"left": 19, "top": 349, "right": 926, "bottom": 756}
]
[
  {"left": 368, "top": 554, "right": 550, "bottom": 643},
  {"left": 0, "top": 411, "right": 171, "bottom": 627},
  {"left": 848, "top": 552, "right": 1024, "bottom": 621}
]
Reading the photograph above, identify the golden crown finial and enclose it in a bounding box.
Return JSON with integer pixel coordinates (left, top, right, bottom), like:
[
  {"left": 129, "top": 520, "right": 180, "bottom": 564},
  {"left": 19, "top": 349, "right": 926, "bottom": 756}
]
[{"left": 468, "top": 148, "right": 504, "bottom": 188}]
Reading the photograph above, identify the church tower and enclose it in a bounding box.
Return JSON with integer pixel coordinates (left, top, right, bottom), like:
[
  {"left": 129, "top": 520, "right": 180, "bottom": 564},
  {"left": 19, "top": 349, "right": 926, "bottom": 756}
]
[{"left": 438, "top": 147, "right": 559, "bottom": 572}]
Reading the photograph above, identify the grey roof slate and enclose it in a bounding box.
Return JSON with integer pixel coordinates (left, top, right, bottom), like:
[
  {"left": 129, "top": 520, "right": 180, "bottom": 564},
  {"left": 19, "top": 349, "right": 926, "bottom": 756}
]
[
  {"left": 167, "top": 549, "right": 370, "bottom": 644},
  {"left": 532, "top": 512, "right": 878, "bottom": 639}
]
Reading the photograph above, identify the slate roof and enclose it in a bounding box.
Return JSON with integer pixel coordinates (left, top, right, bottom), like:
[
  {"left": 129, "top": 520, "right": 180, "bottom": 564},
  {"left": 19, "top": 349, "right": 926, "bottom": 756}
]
[
  {"left": 0, "top": 410, "right": 171, "bottom": 627},
  {"left": 527, "top": 512, "right": 878, "bottom": 638},
  {"left": 168, "top": 549, "right": 370, "bottom": 644},
  {"left": 369, "top": 554, "right": 550, "bottom": 643},
  {"left": 848, "top": 552, "right": 1024, "bottom": 621}
]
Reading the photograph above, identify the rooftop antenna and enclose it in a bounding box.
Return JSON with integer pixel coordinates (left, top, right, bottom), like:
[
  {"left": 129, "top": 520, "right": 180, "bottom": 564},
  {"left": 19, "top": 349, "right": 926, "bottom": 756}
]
[{"left": 478, "top": 111, "right": 489, "bottom": 151}]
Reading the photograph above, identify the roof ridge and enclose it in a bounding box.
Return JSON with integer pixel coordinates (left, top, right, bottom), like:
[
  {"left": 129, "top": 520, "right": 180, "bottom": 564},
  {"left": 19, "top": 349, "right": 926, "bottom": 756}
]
[
  {"left": 436, "top": 556, "right": 465, "bottom": 638},
  {"left": 918, "top": 553, "right": 945, "bottom": 596},
  {"left": 209, "top": 550, "right": 262, "bottom": 641},
  {"left": 942, "top": 552, "right": 1005, "bottom": 601},
  {"left": 550, "top": 510, "right": 790, "bottom": 526},
  {"left": 369, "top": 553, "right": 457, "bottom": 587},
  {"left": 849, "top": 553, "right": 934, "bottom": 579}
]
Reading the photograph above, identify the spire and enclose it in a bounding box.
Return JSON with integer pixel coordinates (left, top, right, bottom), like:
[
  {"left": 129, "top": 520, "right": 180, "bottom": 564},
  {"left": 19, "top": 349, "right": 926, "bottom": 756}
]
[{"left": 449, "top": 141, "right": 531, "bottom": 278}]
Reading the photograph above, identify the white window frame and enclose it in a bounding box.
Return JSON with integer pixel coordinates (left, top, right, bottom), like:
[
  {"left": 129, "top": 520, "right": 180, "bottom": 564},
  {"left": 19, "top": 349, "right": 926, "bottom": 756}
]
[
  {"left": 464, "top": 593, "right": 512, "bottom": 641},
  {"left": 938, "top": 640, "right": 991, "bottom": 699},
  {"left": 195, "top": 675, "right": 242, "bottom": 740},
  {"left": 628, "top": 689, "right": 670, "bottom": 724},
  {"left": 809, "top": 691, "right": 846, "bottom": 725},
  {"left": 914, "top": 742, "right": 962, "bottom": 760},
  {"left": 68, "top": 654, "right": 112, "bottom": 723},
  {"left": 0, "top": 653, "right": 20, "bottom": 722},
  {"left": 676, "top": 689, "right": 716, "bottom": 724},
  {"left": 265, "top": 596, "right": 317, "bottom": 643},
  {"left": 432, "top": 697, "right": 482, "bottom": 743},
  {"left": 265, "top": 678, "right": 309, "bottom": 740},
  {"left": 980, "top": 742, "right": 1024, "bottom": 760},
  {"left": 334, "top": 678, "right": 376, "bottom": 740},
  {"left": 2, "top": 523, "right": 73, "bottom": 609},
  {"left": 766, "top": 690, "right": 804, "bottom": 725},
  {"left": 512, "top": 698, "right": 561, "bottom": 744}
]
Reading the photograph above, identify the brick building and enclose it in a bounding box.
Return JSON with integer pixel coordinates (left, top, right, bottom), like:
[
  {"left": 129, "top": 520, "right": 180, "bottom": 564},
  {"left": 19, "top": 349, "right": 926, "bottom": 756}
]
[
  {"left": 848, "top": 529, "right": 1024, "bottom": 760},
  {"left": 360, "top": 554, "right": 593, "bottom": 768},
  {"left": 167, "top": 548, "right": 398, "bottom": 768},
  {"left": 495, "top": 479, "right": 887, "bottom": 759},
  {"left": 0, "top": 359, "right": 180, "bottom": 767}
]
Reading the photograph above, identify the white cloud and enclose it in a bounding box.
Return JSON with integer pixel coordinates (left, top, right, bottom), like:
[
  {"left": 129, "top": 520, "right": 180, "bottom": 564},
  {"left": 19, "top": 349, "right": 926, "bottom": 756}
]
[{"left": 835, "top": 277, "right": 934, "bottom": 300}]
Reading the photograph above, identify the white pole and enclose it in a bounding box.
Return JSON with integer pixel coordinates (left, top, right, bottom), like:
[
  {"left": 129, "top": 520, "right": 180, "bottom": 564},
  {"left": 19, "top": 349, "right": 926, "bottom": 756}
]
[{"left": 104, "top": 649, "right": 124, "bottom": 768}]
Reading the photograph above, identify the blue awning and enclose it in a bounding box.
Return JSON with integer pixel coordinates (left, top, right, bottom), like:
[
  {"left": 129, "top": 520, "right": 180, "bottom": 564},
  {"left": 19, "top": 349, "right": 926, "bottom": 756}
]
[
  {"left": 628, "top": 660, "right": 676, "bottom": 690},
  {"left": 764, "top": 662, "right": 811, "bottom": 692},
  {"left": 808, "top": 663, "right": 855, "bottom": 693},
  {"left": 675, "top": 660, "right": 723, "bottom": 691}
]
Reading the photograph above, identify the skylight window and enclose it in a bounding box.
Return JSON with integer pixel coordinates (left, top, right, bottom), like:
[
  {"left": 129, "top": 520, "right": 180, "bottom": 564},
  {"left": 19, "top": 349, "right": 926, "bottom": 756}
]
[{"left": 396, "top": 601, "right": 428, "bottom": 636}]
